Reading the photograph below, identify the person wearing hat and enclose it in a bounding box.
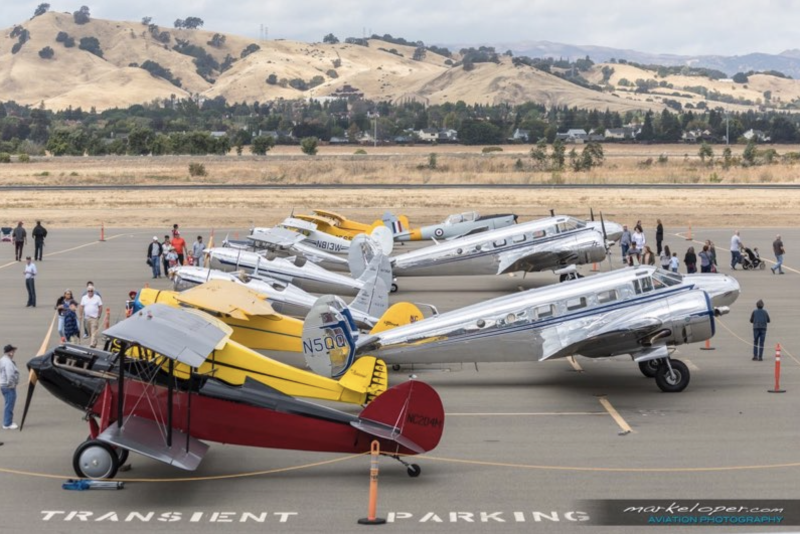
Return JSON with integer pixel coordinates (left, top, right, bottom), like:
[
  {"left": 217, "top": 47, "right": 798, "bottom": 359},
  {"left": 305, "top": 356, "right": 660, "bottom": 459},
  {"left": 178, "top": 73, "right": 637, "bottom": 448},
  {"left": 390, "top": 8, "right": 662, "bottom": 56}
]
[
  {"left": 24, "top": 256, "right": 37, "bottom": 307},
  {"left": 32, "top": 220, "right": 47, "bottom": 261},
  {"left": 171, "top": 231, "right": 187, "bottom": 266},
  {"left": 0, "top": 344, "right": 20, "bottom": 430},
  {"left": 750, "top": 299, "right": 771, "bottom": 361},
  {"left": 11, "top": 221, "right": 26, "bottom": 262},
  {"left": 146, "top": 236, "right": 163, "bottom": 279},
  {"left": 79, "top": 284, "right": 103, "bottom": 349}
]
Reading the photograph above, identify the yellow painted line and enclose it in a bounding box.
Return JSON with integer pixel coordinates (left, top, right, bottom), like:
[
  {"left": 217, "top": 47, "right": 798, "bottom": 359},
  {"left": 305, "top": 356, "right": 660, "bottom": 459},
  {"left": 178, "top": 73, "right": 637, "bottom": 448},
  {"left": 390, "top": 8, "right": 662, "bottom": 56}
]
[
  {"left": 447, "top": 412, "right": 605, "bottom": 416},
  {"left": 683, "top": 358, "right": 700, "bottom": 372},
  {"left": 567, "top": 356, "right": 584, "bottom": 372},
  {"left": 597, "top": 396, "right": 634, "bottom": 434}
]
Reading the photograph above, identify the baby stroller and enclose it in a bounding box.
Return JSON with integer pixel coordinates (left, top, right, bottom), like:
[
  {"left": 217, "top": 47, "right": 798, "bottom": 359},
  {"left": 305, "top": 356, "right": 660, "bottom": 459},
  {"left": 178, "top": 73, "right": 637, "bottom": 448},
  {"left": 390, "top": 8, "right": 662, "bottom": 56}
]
[
  {"left": 741, "top": 247, "right": 765, "bottom": 270},
  {"left": 0, "top": 227, "right": 11, "bottom": 242}
]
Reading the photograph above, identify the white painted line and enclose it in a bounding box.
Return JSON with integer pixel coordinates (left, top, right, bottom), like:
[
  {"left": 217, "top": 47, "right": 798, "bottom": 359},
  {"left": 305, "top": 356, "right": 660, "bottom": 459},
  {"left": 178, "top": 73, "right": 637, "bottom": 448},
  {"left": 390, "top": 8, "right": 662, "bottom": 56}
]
[
  {"left": 0, "top": 232, "right": 128, "bottom": 270},
  {"left": 683, "top": 358, "right": 701, "bottom": 371},
  {"left": 568, "top": 356, "right": 584, "bottom": 372}
]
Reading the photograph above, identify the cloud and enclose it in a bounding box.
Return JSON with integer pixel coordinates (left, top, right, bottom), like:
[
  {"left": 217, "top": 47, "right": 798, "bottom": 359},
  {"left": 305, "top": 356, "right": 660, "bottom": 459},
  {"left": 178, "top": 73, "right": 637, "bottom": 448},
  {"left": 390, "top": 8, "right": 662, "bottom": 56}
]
[{"left": 3, "top": 1, "right": 798, "bottom": 56}]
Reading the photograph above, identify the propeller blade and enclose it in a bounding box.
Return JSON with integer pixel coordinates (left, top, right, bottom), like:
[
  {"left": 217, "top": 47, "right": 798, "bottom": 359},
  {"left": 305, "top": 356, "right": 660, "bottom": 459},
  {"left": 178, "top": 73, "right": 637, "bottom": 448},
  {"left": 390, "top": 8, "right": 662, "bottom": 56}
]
[
  {"left": 590, "top": 207, "right": 595, "bottom": 221},
  {"left": 19, "top": 369, "right": 38, "bottom": 431},
  {"left": 600, "top": 212, "right": 612, "bottom": 271}
]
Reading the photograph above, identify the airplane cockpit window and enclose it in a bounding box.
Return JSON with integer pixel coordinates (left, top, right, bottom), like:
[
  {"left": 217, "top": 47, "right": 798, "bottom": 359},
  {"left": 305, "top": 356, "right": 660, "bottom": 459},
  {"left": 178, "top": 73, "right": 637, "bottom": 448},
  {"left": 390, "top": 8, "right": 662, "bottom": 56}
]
[
  {"left": 652, "top": 269, "right": 682, "bottom": 287},
  {"left": 446, "top": 211, "right": 478, "bottom": 225},
  {"left": 534, "top": 304, "right": 555, "bottom": 319},
  {"left": 640, "top": 277, "right": 654, "bottom": 292},
  {"left": 597, "top": 290, "right": 618, "bottom": 304},
  {"left": 565, "top": 296, "right": 587, "bottom": 311},
  {"left": 632, "top": 279, "right": 642, "bottom": 294}
]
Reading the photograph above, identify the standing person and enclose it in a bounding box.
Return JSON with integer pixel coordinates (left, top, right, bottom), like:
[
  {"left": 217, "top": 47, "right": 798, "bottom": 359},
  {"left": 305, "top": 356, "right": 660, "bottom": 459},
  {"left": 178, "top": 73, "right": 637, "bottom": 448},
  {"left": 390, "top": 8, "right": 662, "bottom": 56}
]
[
  {"left": 191, "top": 235, "right": 205, "bottom": 267},
  {"left": 80, "top": 281, "right": 102, "bottom": 339},
  {"left": 161, "top": 235, "right": 172, "bottom": 277},
  {"left": 627, "top": 242, "right": 639, "bottom": 266},
  {"left": 669, "top": 252, "right": 680, "bottom": 273},
  {"left": 32, "top": 220, "right": 47, "bottom": 261},
  {"left": 632, "top": 226, "right": 646, "bottom": 264},
  {"left": 55, "top": 289, "right": 76, "bottom": 339},
  {"left": 0, "top": 344, "right": 19, "bottom": 430},
  {"left": 642, "top": 245, "right": 656, "bottom": 266},
  {"left": 12, "top": 221, "right": 26, "bottom": 262},
  {"left": 684, "top": 246, "right": 697, "bottom": 274},
  {"left": 147, "top": 236, "right": 163, "bottom": 279},
  {"left": 24, "top": 256, "right": 37, "bottom": 307},
  {"left": 63, "top": 302, "right": 81, "bottom": 344},
  {"left": 172, "top": 224, "right": 180, "bottom": 238},
  {"left": 698, "top": 245, "right": 713, "bottom": 273},
  {"left": 660, "top": 245, "right": 672, "bottom": 270},
  {"left": 705, "top": 240, "right": 718, "bottom": 271},
  {"left": 750, "top": 300, "right": 770, "bottom": 361},
  {"left": 79, "top": 285, "right": 103, "bottom": 349},
  {"left": 619, "top": 225, "right": 631, "bottom": 262},
  {"left": 771, "top": 234, "right": 785, "bottom": 275},
  {"left": 730, "top": 231, "right": 743, "bottom": 270},
  {"left": 655, "top": 219, "right": 664, "bottom": 256},
  {"left": 171, "top": 231, "right": 187, "bottom": 266}
]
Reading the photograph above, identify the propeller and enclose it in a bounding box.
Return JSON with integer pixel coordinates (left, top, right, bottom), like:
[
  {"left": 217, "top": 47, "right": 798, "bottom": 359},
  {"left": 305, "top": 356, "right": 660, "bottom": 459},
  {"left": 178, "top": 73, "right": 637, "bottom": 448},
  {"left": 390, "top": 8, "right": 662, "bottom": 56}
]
[
  {"left": 19, "top": 369, "right": 38, "bottom": 431},
  {"left": 590, "top": 207, "right": 595, "bottom": 222},
  {"left": 600, "top": 211, "right": 613, "bottom": 271}
]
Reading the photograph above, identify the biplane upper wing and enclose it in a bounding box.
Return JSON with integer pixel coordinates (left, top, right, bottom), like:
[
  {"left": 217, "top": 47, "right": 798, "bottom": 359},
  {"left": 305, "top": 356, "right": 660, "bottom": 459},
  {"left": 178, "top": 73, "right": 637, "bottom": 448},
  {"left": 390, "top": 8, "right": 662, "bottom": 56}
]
[
  {"left": 311, "top": 209, "right": 348, "bottom": 224},
  {"left": 174, "top": 279, "right": 277, "bottom": 321},
  {"left": 248, "top": 226, "right": 307, "bottom": 248},
  {"left": 103, "top": 303, "right": 228, "bottom": 368}
]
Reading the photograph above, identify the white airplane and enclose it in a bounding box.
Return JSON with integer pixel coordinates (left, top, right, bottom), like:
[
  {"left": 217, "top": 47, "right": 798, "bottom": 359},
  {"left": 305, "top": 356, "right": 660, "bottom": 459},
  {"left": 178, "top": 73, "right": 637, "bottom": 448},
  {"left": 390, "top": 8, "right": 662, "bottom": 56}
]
[
  {"left": 300, "top": 266, "right": 740, "bottom": 393},
  {"left": 382, "top": 211, "right": 518, "bottom": 241}
]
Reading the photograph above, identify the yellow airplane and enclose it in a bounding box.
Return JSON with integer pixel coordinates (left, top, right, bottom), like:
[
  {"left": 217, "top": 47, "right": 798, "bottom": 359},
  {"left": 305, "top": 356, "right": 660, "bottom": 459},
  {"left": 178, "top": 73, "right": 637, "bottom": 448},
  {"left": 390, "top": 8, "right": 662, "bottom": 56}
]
[
  {"left": 294, "top": 209, "right": 408, "bottom": 241},
  {"left": 134, "top": 280, "right": 387, "bottom": 405}
]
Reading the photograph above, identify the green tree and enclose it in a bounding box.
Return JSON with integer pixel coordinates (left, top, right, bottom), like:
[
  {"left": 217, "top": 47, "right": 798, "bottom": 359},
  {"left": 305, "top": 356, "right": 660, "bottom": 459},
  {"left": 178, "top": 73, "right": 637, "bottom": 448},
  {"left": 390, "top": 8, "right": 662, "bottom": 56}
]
[
  {"left": 250, "top": 135, "right": 275, "bottom": 155},
  {"left": 300, "top": 136, "right": 319, "bottom": 156},
  {"left": 638, "top": 112, "right": 655, "bottom": 141},
  {"left": 38, "top": 46, "right": 54, "bottom": 59},
  {"left": 78, "top": 36, "right": 103, "bottom": 58},
  {"left": 241, "top": 43, "right": 261, "bottom": 59},
  {"left": 127, "top": 127, "right": 155, "bottom": 155},
  {"left": 698, "top": 141, "right": 713, "bottom": 162},
  {"left": 722, "top": 147, "right": 732, "bottom": 169},
  {"left": 530, "top": 138, "right": 547, "bottom": 166},
  {"left": 207, "top": 33, "right": 226, "bottom": 48},
  {"left": 551, "top": 139, "right": 566, "bottom": 170},
  {"left": 182, "top": 17, "right": 204, "bottom": 29},
  {"left": 33, "top": 3, "right": 50, "bottom": 17},
  {"left": 742, "top": 138, "right": 757, "bottom": 166},
  {"left": 73, "top": 5, "right": 90, "bottom": 25},
  {"left": 322, "top": 33, "right": 339, "bottom": 44}
]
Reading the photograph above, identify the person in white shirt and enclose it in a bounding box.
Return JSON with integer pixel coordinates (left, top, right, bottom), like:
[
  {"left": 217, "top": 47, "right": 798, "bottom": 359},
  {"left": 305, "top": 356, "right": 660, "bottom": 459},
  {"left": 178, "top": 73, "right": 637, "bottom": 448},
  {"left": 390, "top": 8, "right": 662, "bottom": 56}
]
[
  {"left": 0, "top": 344, "right": 20, "bottom": 430},
  {"left": 24, "top": 256, "right": 37, "bottom": 307},
  {"left": 730, "top": 231, "right": 743, "bottom": 270},
  {"left": 79, "top": 285, "right": 104, "bottom": 348}
]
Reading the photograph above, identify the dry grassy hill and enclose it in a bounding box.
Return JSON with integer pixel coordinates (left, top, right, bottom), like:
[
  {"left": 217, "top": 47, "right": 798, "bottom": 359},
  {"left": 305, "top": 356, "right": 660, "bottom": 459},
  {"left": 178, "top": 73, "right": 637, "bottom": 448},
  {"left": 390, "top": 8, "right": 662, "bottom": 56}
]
[{"left": 7, "top": 12, "right": 797, "bottom": 113}]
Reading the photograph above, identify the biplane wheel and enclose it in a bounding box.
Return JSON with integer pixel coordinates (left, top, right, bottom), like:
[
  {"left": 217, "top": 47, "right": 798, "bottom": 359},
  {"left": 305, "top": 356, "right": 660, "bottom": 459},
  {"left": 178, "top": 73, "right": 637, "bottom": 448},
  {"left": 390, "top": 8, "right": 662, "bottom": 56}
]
[
  {"left": 391, "top": 283, "right": 398, "bottom": 293},
  {"left": 73, "top": 440, "right": 120, "bottom": 480},
  {"left": 115, "top": 448, "right": 129, "bottom": 465},
  {"left": 407, "top": 464, "right": 421, "bottom": 478},
  {"left": 392, "top": 364, "right": 401, "bottom": 371},
  {"left": 654, "top": 360, "right": 690, "bottom": 393},
  {"left": 559, "top": 274, "right": 567, "bottom": 283},
  {"left": 638, "top": 359, "right": 661, "bottom": 378}
]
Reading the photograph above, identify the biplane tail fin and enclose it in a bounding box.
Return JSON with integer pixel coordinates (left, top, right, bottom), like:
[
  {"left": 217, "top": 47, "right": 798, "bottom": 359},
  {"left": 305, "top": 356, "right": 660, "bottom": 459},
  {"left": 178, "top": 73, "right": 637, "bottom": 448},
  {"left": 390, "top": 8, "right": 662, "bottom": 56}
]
[
  {"left": 302, "top": 295, "right": 360, "bottom": 378},
  {"left": 381, "top": 212, "right": 410, "bottom": 235},
  {"left": 355, "top": 380, "right": 445, "bottom": 454},
  {"left": 369, "top": 302, "right": 425, "bottom": 334}
]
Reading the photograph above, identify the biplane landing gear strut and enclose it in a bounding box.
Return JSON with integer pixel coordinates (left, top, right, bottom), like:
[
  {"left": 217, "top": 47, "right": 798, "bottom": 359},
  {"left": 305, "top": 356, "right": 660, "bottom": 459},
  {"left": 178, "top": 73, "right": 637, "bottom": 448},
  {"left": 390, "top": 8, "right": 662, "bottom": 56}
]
[
  {"left": 654, "top": 358, "right": 690, "bottom": 393},
  {"left": 389, "top": 454, "right": 421, "bottom": 477}
]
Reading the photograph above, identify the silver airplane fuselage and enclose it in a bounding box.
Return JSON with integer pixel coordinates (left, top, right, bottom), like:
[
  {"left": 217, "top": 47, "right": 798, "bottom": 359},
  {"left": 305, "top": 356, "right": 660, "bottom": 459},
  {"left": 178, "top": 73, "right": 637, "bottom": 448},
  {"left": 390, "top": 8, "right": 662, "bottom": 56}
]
[
  {"left": 392, "top": 216, "right": 615, "bottom": 277},
  {"left": 206, "top": 247, "right": 365, "bottom": 296},
  {"left": 356, "top": 267, "right": 740, "bottom": 365}
]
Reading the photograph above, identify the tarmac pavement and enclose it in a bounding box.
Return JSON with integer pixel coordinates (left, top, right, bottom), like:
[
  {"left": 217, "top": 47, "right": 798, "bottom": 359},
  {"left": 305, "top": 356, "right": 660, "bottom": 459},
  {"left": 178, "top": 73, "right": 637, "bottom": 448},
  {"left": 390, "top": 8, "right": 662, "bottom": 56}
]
[{"left": 0, "top": 225, "right": 798, "bottom": 533}]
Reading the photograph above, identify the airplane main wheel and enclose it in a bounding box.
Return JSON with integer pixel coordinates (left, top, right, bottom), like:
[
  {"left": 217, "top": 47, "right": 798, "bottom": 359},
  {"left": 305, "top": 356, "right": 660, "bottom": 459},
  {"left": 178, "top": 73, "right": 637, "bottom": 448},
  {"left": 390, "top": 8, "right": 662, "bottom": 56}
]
[
  {"left": 391, "top": 283, "right": 398, "bottom": 293},
  {"left": 638, "top": 359, "right": 661, "bottom": 378},
  {"left": 116, "top": 448, "right": 129, "bottom": 466},
  {"left": 654, "top": 360, "right": 690, "bottom": 393},
  {"left": 73, "top": 440, "right": 119, "bottom": 479},
  {"left": 407, "top": 464, "right": 421, "bottom": 478}
]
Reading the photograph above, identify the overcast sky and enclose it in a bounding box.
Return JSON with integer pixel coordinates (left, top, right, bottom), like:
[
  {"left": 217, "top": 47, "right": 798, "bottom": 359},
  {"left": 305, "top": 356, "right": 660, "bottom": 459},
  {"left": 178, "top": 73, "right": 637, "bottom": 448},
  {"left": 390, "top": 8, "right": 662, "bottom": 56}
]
[{"left": 4, "top": 1, "right": 798, "bottom": 56}]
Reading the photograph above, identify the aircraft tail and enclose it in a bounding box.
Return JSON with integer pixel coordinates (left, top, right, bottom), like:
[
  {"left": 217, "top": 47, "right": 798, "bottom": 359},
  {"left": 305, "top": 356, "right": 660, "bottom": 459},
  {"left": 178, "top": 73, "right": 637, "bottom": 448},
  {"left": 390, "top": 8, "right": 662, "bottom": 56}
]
[
  {"left": 349, "top": 248, "right": 392, "bottom": 321},
  {"left": 337, "top": 356, "right": 388, "bottom": 404},
  {"left": 348, "top": 234, "right": 393, "bottom": 282},
  {"left": 370, "top": 302, "right": 425, "bottom": 334},
  {"left": 381, "top": 212, "right": 410, "bottom": 236},
  {"left": 302, "top": 295, "right": 360, "bottom": 378},
  {"left": 355, "top": 380, "right": 444, "bottom": 454}
]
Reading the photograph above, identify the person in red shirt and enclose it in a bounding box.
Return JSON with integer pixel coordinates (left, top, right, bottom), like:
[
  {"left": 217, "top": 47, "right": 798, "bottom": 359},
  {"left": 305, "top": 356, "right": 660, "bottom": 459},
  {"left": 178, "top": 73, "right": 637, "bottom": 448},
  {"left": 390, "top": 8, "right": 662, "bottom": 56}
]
[{"left": 171, "top": 231, "right": 187, "bottom": 265}]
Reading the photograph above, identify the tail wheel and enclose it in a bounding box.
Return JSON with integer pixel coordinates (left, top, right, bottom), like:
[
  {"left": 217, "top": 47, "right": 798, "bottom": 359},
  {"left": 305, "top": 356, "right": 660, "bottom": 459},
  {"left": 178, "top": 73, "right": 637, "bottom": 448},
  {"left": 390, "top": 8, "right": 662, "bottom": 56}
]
[
  {"left": 638, "top": 359, "right": 661, "bottom": 378},
  {"left": 73, "top": 440, "right": 120, "bottom": 480},
  {"left": 655, "top": 360, "right": 690, "bottom": 393},
  {"left": 391, "top": 283, "right": 398, "bottom": 293},
  {"left": 407, "top": 464, "right": 421, "bottom": 477}
]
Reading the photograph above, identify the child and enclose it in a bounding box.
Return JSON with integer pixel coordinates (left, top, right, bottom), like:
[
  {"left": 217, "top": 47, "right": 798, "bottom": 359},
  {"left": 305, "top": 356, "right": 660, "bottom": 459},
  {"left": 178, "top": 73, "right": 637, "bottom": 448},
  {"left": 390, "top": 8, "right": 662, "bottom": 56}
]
[
  {"left": 669, "top": 252, "right": 680, "bottom": 273},
  {"left": 63, "top": 301, "right": 81, "bottom": 344}
]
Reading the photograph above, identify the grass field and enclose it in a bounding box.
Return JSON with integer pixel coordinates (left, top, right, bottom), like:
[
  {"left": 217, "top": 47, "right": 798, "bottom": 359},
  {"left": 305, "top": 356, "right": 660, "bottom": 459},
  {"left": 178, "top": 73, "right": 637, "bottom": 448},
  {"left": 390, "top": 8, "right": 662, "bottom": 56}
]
[{"left": 0, "top": 144, "right": 798, "bottom": 228}]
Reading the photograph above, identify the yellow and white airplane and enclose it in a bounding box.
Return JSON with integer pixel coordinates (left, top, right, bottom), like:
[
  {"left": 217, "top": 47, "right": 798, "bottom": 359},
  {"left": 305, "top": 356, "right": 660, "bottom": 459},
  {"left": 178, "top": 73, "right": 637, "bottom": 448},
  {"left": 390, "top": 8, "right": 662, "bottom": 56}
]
[{"left": 133, "top": 280, "right": 388, "bottom": 405}]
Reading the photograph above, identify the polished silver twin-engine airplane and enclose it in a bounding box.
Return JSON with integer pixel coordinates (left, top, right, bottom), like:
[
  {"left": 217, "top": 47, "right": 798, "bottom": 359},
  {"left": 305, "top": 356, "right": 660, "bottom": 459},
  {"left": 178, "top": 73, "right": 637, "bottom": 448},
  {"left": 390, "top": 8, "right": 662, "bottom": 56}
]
[
  {"left": 388, "top": 215, "right": 624, "bottom": 285},
  {"left": 301, "top": 266, "right": 740, "bottom": 393}
]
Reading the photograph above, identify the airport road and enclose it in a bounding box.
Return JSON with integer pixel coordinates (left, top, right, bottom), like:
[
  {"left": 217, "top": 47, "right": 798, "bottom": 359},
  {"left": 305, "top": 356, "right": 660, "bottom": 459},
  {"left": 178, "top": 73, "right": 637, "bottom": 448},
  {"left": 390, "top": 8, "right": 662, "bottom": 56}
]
[{"left": 0, "top": 226, "right": 798, "bottom": 533}]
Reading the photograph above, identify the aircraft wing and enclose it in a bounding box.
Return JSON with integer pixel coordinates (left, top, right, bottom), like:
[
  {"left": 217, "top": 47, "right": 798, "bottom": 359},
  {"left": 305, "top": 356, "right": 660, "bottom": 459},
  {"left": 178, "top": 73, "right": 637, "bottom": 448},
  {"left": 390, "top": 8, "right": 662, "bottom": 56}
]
[
  {"left": 496, "top": 245, "right": 577, "bottom": 275},
  {"left": 175, "top": 279, "right": 278, "bottom": 320},
  {"left": 312, "top": 209, "right": 348, "bottom": 223},
  {"left": 103, "top": 303, "right": 229, "bottom": 368},
  {"left": 249, "top": 227, "right": 306, "bottom": 249},
  {"left": 537, "top": 311, "right": 664, "bottom": 361}
]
